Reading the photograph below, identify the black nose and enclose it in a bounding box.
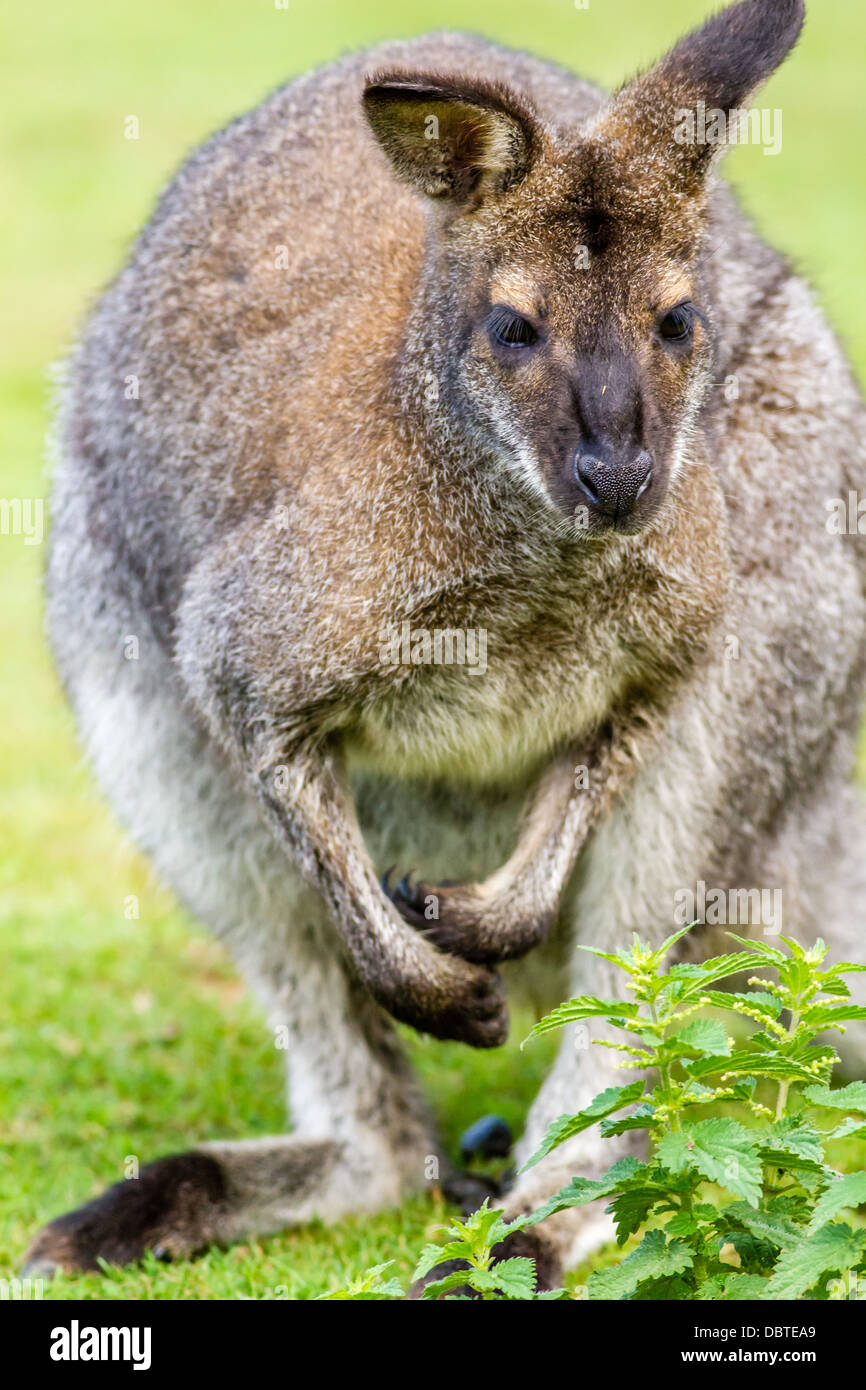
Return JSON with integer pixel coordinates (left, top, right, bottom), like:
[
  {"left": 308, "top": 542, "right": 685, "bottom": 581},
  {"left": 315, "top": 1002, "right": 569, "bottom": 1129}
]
[{"left": 574, "top": 447, "right": 654, "bottom": 522}]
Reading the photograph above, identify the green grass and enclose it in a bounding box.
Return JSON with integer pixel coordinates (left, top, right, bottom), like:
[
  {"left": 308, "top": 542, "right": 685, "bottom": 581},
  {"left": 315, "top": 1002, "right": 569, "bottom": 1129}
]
[{"left": 1, "top": 0, "right": 865, "bottom": 1299}]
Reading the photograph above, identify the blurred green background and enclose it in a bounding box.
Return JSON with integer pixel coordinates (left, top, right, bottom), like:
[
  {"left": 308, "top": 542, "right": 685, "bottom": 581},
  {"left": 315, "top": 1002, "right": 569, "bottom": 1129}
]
[{"left": 1, "top": 0, "right": 864, "bottom": 1298}]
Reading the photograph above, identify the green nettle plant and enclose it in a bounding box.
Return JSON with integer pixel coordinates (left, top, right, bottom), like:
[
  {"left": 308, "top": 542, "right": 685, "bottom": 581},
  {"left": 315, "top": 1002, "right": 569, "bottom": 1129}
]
[
  {"left": 326, "top": 929, "right": 866, "bottom": 1300},
  {"left": 518, "top": 928, "right": 866, "bottom": 1300}
]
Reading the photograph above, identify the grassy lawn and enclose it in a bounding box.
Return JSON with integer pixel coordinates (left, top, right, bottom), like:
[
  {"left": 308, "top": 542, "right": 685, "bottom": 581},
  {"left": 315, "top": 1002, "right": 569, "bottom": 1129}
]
[{"left": 1, "top": 0, "right": 865, "bottom": 1299}]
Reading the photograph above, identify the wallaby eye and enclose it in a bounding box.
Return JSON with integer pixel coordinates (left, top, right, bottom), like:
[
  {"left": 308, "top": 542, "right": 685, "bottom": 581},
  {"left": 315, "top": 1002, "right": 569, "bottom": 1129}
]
[
  {"left": 658, "top": 303, "right": 695, "bottom": 343},
  {"left": 487, "top": 304, "right": 539, "bottom": 350}
]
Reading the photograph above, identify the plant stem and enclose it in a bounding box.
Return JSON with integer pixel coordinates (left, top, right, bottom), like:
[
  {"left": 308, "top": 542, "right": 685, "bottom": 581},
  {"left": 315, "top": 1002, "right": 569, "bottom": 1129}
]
[{"left": 775, "top": 1005, "right": 800, "bottom": 1121}]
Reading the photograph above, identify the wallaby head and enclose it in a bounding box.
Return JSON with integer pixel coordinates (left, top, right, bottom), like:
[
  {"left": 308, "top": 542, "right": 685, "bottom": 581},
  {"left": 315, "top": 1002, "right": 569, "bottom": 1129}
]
[{"left": 363, "top": 0, "right": 804, "bottom": 534}]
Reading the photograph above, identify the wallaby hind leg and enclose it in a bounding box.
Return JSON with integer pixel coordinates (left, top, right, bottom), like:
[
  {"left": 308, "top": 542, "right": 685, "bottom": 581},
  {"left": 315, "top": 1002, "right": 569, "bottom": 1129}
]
[
  {"left": 23, "top": 789, "right": 438, "bottom": 1276},
  {"left": 31, "top": 552, "right": 438, "bottom": 1273}
]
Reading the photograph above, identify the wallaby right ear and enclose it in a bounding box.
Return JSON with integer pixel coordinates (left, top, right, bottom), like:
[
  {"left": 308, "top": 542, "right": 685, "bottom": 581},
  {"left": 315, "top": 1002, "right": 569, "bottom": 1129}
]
[
  {"left": 362, "top": 73, "right": 539, "bottom": 204},
  {"left": 594, "top": 0, "right": 805, "bottom": 190}
]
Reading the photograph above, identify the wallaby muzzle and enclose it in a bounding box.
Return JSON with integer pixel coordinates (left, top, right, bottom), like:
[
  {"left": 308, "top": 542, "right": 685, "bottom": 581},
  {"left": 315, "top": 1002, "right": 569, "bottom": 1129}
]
[{"left": 574, "top": 443, "right": 654, "bottom": 531}]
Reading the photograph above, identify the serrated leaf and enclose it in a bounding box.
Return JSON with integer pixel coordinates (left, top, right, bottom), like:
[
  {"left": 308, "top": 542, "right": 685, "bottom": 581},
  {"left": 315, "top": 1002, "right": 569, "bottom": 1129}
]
[
  {"left": 524, "top": 1156, "right": 646, "bottom": 1225},
  {"left": 671, "top": 1018, "right": 731, "bottom": 1056},
  {"left": 806, "top": 1172, "right": 866, "bottom": 1234},
  {"left": 472, "top": 1257, "right": 536, "bottom": 1300},
  {"left": 608, "top": 1187, "right": 669, "bottom": 1245},
  {"left": 828, "top": 1117, "right": 866, "bottom": 1142},
  {"left": 658, "top": 1118, "right": 762, "bottom": 1206},
  {"left": 412, "top": 1240, "right": 469, "bottom": 1280},
  {"left": 685, "top": 1051, "right": 817, "bottom": 1083},
  {"left": 759, "top": 1117, "right": 826, "bottom": 1174},
  {"left": 421, "top": 1268, "right": 476, "bottom": 1299},
  {"left": 670, "top": 952, "right": 765, "bottom": 1000},
  {"left": 664, "top": 1211, "right": 701, "bottom": 1238},
  {"left": 649, "top": 924, "right": 698, "bottom": 964},
  {"left": 699, "top": 989, "right": 783, "bottom": 1020},
  {"left": 804, "top": 1081, "right": 866, "bottom": 1115},
  {"left": 587, "top": 1229, "right": 694, "bottom": 1300},
  {"left": 521, "top": 1081, "right": 646, "bottom": 1170},
  {"left": 724, "top": 933, "right": 785, "bottom": 959},
  {"left": 721, "top": 1201, "right": 801, "bottom": 1251},
  {"left": 818, "top": 979, "right": 851, "bottom": 997},
  {"left": 716, "top": 1272, "right": 771, "bottom": 1301},
  {"left": 600, "top": 1103, "right": 658, "bottom": 1137},
  {"left": 801, "top": 1003, "right": 866, "bottom": 1028},
  {"left": 765, "top": 1223, "right": 866, "bottom": 1299},
  {"left": 522, "top": 995, "right": 641, "bottom": 1046},
  {"left": 318, "top": 1260, "right": 404, "bottom": 1300}
]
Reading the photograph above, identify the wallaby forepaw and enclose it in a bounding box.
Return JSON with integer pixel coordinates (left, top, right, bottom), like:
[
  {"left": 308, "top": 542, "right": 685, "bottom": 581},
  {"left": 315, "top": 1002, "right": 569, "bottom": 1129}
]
[
  {"left": 21, "top": 1152, "right": 227, "bottom": 1276},
  {"left": 382, "top": 868, "right": 500, "bottom": 964},
  {"left": 385, "top": 960, "right": 509, "bottom": 1048},
  {"left": 383, "top": 868, "right": 550, "bottom": 966}
]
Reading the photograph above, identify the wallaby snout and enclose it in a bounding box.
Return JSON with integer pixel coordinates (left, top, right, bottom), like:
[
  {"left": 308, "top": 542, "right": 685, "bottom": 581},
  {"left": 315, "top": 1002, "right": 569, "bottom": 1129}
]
[{"left": 574, "top": 443, "right": 654, "bottom": 532}]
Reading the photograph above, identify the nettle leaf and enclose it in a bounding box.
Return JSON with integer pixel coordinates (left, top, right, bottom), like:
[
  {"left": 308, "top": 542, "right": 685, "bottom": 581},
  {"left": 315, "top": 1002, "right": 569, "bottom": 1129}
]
[
  {"left": 716, "top": 1272, "right": 770, "bottom": 1301},
  {"left": 828, "top": 1117, "right": 866, "bottom": 1142},
  {"left": 600, "top": 1103, "right": 658, "bottom": 1137},
  {"left": 587, "top": 1229, "right": 694, "bottom": 1300},
  {"left": 721, "top": 1202, "right": 801, "bottom": 1250},
  {"left": 471, "top": 1257, "right": 536, "bottom": 1300},
  {"left": 685, "top": 1051, "right": 818, "bottom": 1084},
  {"left": 801, "top": 1003, "right": 866, "bottom": 1029},
  {"left": 422, "top": 1269, "right": 478, "bottom": 1300},
  {"left": 671, "top": 1018, "right": 731, "bottom": 1056},
  {"left": 525, "top": 1156, "right": 647, "bottom": 1225},
  {"left": 319, "top": 1260, "right": 405, "bottom": 1300},
  {"left": 817, "top": 979, "right": 851, "bottom": 998},
  {"left": 608, "top": 1187, "right": 671, "bottom": 1245},
  {"left": 724, "top": 932, "right": 785, "bottom": 961},
  {"left": 523, "top": 996, "right": 640, "bottom": 1043},
  {"left": 458, "top": 1201, "right": 514, "bottom": 1250},
  {"left": 667, "top": 952, "right": 761, "bottom": 1001},
  {"left": 659, "top": 1118, "right": 762, "bottom": 1206},
  {"left": 765, "top": 1223, "right": 866, "bottom": 1299},
  {"left": 522, "top": 1082, "right": 646, "bottom": 1170},
  {"left": 413, "top": 1240, "right": 469, "bottom": 1280},
  {"left": 699, "top": 989, "right": 783, "bottom": 1021},
  {"left": 580, "top": 944, "right": 645, "bottom": 973},
  {"left": 649, "top": 925, "right": 698, "bottom": 965},
  {"left": 664, "top": 1211, "right": 701, "bottom": 1239},
  {"left": 804, "top": 1081, "right": 866, "bottom": 1115},
  {"left": 725, "top": 1228, "right": 778, "bottom": 1272},
  {"left": 806, "top": 1172, "right": 866, "bottom": 1234},
  {"left": 631, "top": 1275, "right": 693, "bottom": 1301},
  {"left": 759, "top": 1117, "right": 826, "bottom": 1174}
]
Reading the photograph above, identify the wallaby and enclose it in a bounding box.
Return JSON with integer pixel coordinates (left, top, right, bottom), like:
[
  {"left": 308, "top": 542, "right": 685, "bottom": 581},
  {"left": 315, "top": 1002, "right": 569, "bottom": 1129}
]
[{"left": 28, "top": 0, "right": 866, "bottom": 1287}]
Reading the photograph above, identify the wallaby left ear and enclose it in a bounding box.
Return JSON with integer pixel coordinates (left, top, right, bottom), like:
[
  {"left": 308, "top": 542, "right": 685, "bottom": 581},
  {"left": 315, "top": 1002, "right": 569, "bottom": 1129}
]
[
  {"left": 362, "top": 73, "right": 539, "bottom": 205},
  {"left": 594, "top": 0, "right": 805, "bottom": 186}
]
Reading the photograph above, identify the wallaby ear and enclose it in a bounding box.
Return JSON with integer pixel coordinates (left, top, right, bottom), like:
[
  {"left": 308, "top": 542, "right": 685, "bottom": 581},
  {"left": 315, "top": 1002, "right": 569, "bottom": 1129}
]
[
  {"left": 362, "top": 73, "right": 539, "bottom": 204},
  {"left": 594, "top": 0, "right": 805, "bottom": 188}
]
